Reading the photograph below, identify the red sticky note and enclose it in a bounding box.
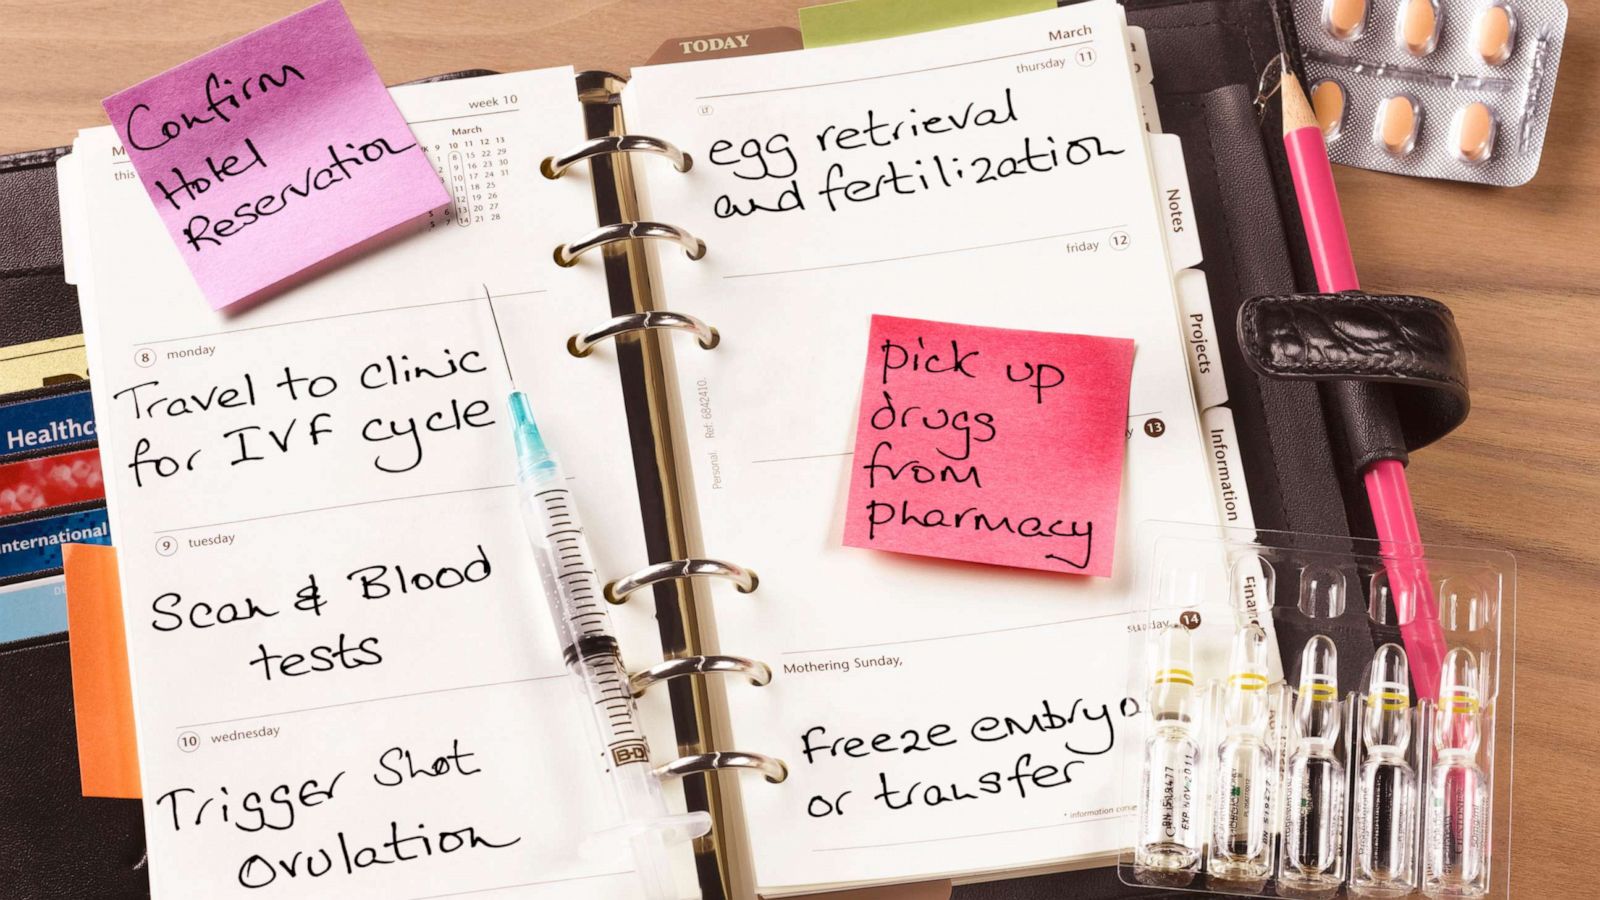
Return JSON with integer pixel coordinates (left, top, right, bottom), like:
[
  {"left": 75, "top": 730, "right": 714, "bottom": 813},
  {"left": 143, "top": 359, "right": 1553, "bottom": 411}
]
[
  {"left": 843, "top": 315, "right": 1134, "bottom": 576},
  {"left": 102, "top": 0, "right": 449, "bottom": 310}
]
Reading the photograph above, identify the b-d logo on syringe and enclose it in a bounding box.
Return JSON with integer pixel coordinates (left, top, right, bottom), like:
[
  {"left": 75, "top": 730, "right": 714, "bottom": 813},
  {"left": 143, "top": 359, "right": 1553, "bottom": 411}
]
[{"left": 612, "top": 740, "right": 651, "bottom": 766}]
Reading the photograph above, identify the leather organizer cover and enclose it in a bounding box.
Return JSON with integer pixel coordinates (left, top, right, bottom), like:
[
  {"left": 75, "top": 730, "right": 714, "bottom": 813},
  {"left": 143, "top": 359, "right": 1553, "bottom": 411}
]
[{"left": 0, "top": 3, "right": 1468, "bottom": 894}]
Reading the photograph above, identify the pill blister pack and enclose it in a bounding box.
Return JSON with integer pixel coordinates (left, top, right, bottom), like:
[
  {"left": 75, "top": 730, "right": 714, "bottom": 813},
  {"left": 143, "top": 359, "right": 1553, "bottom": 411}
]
[
  {"left": 1292, "top": 0, "right": 1568, "bottom": 185},
  {"left": 1118, "top": 525, "right": 1515, "bottom": 898}
]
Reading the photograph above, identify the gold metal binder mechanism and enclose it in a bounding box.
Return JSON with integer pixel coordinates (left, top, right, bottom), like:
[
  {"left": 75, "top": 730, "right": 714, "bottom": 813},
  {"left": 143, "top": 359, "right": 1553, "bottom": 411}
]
[
  {"left": 546, "top": 133, "right": 703, "bottom": 267},
  {"left": 563, "top": 74, "right": 744, "bottom": 897},
  {"left": 630, "top": 655, "right": 774, "bottom": 697},
  {"left": 610, "top": 557, "right": 787, "bottom": 784},
  {"left": 568, "top": 310, "right": 720, "bottom": 358},
  {"left": 604, "top": 557, "right": 759, "bottom": 605},
  {"left": 540, "top": 134, "right": 694, "bottom": 179},
  {"left": 630, "top": 657, "right": 784, "bottom": 781},
  {"left": 554, "top": 221, "right": 707, "bottom": 267},
  {"left": 658, "top": 751, "right": 789, "bottom": 785}
]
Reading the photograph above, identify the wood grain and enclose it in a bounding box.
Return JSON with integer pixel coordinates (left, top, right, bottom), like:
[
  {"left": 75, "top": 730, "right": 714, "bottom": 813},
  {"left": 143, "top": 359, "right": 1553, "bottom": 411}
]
[{"left": 3, "top": 1, "right": 1595, "bottom": 895}]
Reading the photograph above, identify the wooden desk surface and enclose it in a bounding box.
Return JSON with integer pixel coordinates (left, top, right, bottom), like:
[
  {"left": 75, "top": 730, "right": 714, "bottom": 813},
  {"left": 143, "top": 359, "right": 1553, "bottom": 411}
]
[{"left": 3, "top": 1, "right": 1595, "bottom": 895}]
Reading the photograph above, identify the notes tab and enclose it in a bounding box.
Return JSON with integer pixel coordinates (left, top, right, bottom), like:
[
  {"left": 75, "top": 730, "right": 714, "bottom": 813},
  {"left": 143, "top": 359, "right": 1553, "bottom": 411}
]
[
  {"left": 843, "top": 315, "right": 1134, "bottom": 577},
  {"left": 1148, "top": 132, "right": 1201, "bottom": 270},
  {"left": 101, "top": 0, "right": 448, "bottom": 310}
]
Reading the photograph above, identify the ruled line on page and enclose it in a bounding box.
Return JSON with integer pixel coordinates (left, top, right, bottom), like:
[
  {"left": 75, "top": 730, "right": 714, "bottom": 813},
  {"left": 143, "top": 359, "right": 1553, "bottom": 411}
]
[
  {"left": 696, "top": 40, "right": 1095, "bottom": 99},
  {"left": 722, "top": 227, "right": 1123, "bottom": 279}
]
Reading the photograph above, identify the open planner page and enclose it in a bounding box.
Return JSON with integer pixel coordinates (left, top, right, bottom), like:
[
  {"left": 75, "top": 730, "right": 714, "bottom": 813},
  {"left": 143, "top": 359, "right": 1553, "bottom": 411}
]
[
  {"left": 63, "top": 67, "right": 691, "bottom": 899},
  {"left": 627, "top": 1, "right": 1229, "bottom": 891}
]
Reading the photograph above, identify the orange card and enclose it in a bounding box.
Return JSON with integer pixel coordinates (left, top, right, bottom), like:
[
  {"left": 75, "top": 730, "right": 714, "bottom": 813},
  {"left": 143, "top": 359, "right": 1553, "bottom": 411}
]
[
  {"left": 63, "top": 542, "right": 141, "bottom": 799},
  {"left": 843, "top": 315, "right": 1133, "bottom": 576}
]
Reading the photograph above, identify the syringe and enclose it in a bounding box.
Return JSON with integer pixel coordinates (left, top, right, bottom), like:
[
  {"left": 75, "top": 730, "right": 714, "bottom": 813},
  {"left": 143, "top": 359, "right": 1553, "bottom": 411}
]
[{"left": 508, "top": 391, "right": 708, "bottom": 899}]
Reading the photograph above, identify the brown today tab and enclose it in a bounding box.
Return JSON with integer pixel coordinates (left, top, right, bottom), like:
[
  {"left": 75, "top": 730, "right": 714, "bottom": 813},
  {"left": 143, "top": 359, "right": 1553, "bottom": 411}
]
[
  {"left": 767, "top": 880, "right": 953, "bottom": 900},
  {"left": 646, "top": 26, "right": 803, "bottom": 65}
]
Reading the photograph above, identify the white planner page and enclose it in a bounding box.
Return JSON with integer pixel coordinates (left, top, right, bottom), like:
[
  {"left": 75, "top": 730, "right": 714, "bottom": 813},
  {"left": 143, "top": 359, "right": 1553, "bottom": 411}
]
[
  {"left": 628, "top": 2, "right": 1229, "bottom": 891},
  {"left": 66, "top": 67, "right": 693, "bottom": 899}
]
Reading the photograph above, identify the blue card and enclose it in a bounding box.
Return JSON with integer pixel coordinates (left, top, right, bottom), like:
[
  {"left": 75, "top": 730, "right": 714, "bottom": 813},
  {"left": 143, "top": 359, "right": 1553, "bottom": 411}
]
[
  {"left": 0, "top": 387, "right": 97, "bottom": 458},
  {"left": 0, "top": 576, "right": 69, "bottom": 642},
  {"left": 0, "top": 507, "right": 112, "bottom": 579}
]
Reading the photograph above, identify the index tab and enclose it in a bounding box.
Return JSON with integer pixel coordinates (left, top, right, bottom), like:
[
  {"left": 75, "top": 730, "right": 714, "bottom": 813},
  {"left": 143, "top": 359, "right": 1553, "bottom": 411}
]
[
  {"left": 101, "top": 0, "right": 448, "bottom": 310},
  {"left": 799, "top": 0, "right": 1052, "bottom": 47},
  {"left": 1201, "top": 405, "right": 1255, "bottom": 530},
  {"left": 1126, "top": 26, "right": 1161, "bottom": 132},
  {"left": 645, "top": 26, "right": 803, "bottom": 65},
  {"left": 64, "top": 543, "right": 142, "bottom": 799},
  {"left": 843, "top": 315, "right": 1134, "bottom": 577},
  {"left": 1176, "top": 268, "right": 1227, "bottom": 410},
  {"left": 56, "top": 151, "right": 83, "bottom": 285},
  {"left": 1148, "top": 132, "right": 1202, "bottom": 270}
]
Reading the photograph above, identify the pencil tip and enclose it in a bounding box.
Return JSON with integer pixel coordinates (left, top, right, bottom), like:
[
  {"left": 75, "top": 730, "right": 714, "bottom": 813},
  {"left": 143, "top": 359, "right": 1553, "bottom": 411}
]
[{"left": 1280, "top": 71, "right": 1319, "bottom": 135}]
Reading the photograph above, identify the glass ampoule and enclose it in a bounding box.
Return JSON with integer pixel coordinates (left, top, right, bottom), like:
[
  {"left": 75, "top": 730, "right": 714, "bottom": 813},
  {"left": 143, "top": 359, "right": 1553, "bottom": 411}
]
[
  {"left": 1280, "top": 634, "right": 1346, "bottom": 897},
  {"left": 1423, "top": 648, "right": 1490, "bottom": 897},
  {"left": 1135, "top": 626, "right": 1202, "bottom": 884},
  {"left": 1207, "top": 624, "right": 1275, "bottom": 887},
  {"left": 1352, "top": 643, "right": 1419, "bottom": 896}
]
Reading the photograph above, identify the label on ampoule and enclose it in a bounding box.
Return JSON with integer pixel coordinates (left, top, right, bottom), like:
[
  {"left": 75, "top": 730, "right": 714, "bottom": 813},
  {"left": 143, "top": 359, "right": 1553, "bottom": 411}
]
[
  {"left": 1355, "top": 758, "right": 1417, "bottom": 887},
  {"left": 1138, "top": 732, "right": 1201, "bottom": 869},
  {"left": 1213, "top": 740, "right": 1271, "bottom": 867},
  {"left": 1285, "top": 753, "right": 1346, "bottom": 879},
  {"left": 1425, "top": 762, "right": 1489, "bottom": 890}
]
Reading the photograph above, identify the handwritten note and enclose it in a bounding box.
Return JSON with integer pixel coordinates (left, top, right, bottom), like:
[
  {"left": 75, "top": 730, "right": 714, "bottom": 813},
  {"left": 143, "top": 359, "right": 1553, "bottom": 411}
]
[
  {"left": 114, "top": 343, "right": 497, "bottom": 498},
  {"left": 698, "top": 85, "right": 1126, "bottom": 223},
  {"left": 102, "top": 0, "right": 448, "bottom": 310},
  {"left": 67, "top": 67, "right": 675, "bottom": 897},
  {"left": 843, "top": 315, "right": 1133, "bottom": 576},
  {"left": 795, "top": 693, "right": 1134, "bottom": 818}
]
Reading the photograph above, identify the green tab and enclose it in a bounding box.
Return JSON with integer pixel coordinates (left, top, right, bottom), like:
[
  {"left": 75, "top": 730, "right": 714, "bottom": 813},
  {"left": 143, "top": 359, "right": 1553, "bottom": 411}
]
[{"left": 799, "top": 0, "right": 1056, "bottom": 48}]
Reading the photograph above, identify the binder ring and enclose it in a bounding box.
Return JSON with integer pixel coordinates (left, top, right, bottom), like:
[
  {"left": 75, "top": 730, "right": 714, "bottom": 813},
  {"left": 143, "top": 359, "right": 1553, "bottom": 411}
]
[
  {"left": 568, "top": 311, "right": 720, "bottom": 358},
  {"left": 605, "top": 558, "right": 758, "bottom": 605},
  {"left": 541, "top": 134, "right": 693, "bottom": 179},
  {"left": 656, "top": 751, "right": 789, "bottom": 785},
  {"left": 629, "top": 655, "right": 773, "bottom": 697},
  {"left": 554, "top": 221, "right": 706, "bottom": 267}
]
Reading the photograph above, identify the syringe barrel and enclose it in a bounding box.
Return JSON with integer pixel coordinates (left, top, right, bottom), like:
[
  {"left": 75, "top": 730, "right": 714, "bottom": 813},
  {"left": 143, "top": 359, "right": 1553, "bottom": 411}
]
[
  {"left": 520, "top": 476, "right": 603, "bottom": 642},
  {"left": 508, "top": 396, "right": 681, "bottom": 899}
]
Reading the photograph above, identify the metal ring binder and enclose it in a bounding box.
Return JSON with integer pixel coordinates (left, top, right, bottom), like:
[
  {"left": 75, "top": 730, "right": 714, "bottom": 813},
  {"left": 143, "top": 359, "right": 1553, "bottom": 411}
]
[
  {"left": 541, "top": 134, "right": 694, "bottom": 179},
  {"left": 656, "top": 751, "right": 789, "bottom": 785},
  {"left": 605, "top": 558, "right": 758, "bottom": 605},
  {"left": 568, "top": 311, "right": 719, "bottom": 358},
  {"left": 553, "top": 221, "right": 706, "bottom": 267},
  {"left": 569, "top": 71, "right": 769, "bottom": 896},
  {"left": 629, "top": 655, "right": 773, "bottom": 697}
]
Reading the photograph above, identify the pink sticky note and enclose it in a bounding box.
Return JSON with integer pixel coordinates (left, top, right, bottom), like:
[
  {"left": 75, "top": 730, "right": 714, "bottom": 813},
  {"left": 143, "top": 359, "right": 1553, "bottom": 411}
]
[
  {"left": 102, "top": 0, "right": 448, "bottom": 310},
  {"left": 843, "top": 315, "right": 1135, "bottom": 577}
]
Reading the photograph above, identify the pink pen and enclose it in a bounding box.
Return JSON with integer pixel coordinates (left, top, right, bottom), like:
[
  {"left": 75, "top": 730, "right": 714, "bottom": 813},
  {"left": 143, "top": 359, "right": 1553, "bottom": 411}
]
[{"left": 1280, "top": 73, "right": 1446, "bottom": 700}]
